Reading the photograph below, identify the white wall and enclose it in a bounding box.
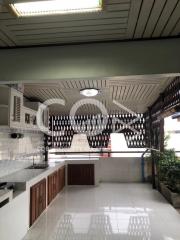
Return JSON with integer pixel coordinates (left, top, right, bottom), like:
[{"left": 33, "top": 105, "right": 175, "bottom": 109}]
[
  {"left": 99, "top": 157, "right": 142, "bottom": 183},
  {"left": 0, "top": 130, "right": 43, "bottom": 161},
  {"left": 0, "top": 130, "right": 44, "bottom": 177}
]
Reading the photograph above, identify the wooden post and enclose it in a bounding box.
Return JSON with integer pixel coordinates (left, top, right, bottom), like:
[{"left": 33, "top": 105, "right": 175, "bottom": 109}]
[
  {"left": 151, "top": 150, "right": 156, "bottom": 189},
  {"left": 148, "top": 107, "right": 156, "bottom": 189},
  {"left": 159, "top": 93, "right": 164, "bottom": 152},
  {"left": 159, "top": 119, "right": 164, "bottom": 152},
  {"left": 44, "top": 134, "right": 48, "bottom": 162}
]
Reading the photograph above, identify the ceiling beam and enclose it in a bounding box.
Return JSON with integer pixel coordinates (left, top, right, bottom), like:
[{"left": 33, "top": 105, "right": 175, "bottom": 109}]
[{"left": 0, "top": 38, "right": 179, "bottom": 83}]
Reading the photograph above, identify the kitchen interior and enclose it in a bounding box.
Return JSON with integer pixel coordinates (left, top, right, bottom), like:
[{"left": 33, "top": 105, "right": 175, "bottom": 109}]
[
  {"left": 0, "top": 0, "right": 180, "bottom": 239},
  {"left": 0, "top": 75, "right": 179, "bottom": 240}
]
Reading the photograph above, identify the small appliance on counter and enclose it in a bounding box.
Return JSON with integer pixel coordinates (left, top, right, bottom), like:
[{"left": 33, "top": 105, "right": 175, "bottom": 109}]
[
  {"left": 10, "top": 133, "right": 24, "bottom": 139},
  {"left": 0, "top": 182, "right": 15, "bottom": 191}
]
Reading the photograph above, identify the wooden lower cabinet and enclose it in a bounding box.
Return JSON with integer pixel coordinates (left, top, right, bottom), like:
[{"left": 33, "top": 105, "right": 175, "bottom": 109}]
[
  {"left": 48, "top": 167, "right": 66, "bottom": 205},
  {"left": 58, "top": 166, "right": 66, "bottom": 193},
  {"left": 30, "top": 178, "right": 46, "bottom": 226},
  {"left": 68, "top": 164, "right": 94, "bottom": 185},
  {"left": 48, "top": 171, "right": 58, "bottom": 205},
  {"left": 30, "top": 166, "right": 66, "bottom": 226}
]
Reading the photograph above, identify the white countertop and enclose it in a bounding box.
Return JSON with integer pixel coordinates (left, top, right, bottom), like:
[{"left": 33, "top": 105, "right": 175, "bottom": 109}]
[
  {"left": 0, "top": 159, "right": 100, "bottom": 192},
  {"left": 0, "top": 169, "right": 46, "bottom": 183},
  {"left": 0, "top": 160, "right": 33, "bottom": 179},
  {"left": 0, "top": 161, "right": 65, "bottom": 189}
]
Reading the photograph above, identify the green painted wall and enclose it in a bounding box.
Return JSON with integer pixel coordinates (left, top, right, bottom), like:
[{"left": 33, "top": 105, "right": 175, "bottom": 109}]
[{"left": 0, "top": 38, "right": 180, "bottom": 83}]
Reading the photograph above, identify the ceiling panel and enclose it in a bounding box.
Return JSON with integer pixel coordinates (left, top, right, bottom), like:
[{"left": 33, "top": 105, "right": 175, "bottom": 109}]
[
  {"left": 16, "top": 28, "right": 126, "bottom": 40},
  {"left": 171, "top": 18, "right": 180, "bottom": 35},
  {"left": 152, "top": 0, "right": 179, "bottom": 38},
  {"left": 161, "top": 0, "right": 180, "bottom": 36},
  {"left": 143, "top": 0, "right": 166, "bottom": 38},
  {"left": 24, "top": 77, "right": 173, "bottom": 115},
  {"left": 125, "top": 0, "right": 142, "bottom": 38},
  {"left": 133, "top": 0, "right": 154, "bottom": 38},
  {"left": 0, "top": 0, "right": 180, "bottom": 47}
]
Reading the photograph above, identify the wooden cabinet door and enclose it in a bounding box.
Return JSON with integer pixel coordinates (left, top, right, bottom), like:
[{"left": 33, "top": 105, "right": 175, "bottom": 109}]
[
  {"left": 48, "top": 171, "right": 58, "bottom": 205},
  {"left": 58, "top": 166, "right": 66, "bottom": 193},
  {"left": 62, "top": 166, "right": 65, "bottom": 189},
  {"left": 57, "top": 168, "right": 62, "bottom": 193},
  {"left": 68, "top": 164, "right": 94, "bottom": 185},
  {"left": 30, "top": 178, "right": 46, "bottom": 226},
  {"left": 48, "top": 173, "right": 53, "bottom": 205},
  {"left": 38, "top": 179, "right": 46, "bottom": 215}
]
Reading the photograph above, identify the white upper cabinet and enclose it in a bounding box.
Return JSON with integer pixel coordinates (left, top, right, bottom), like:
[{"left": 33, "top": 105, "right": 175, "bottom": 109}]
[
  {"left": 0, "top": 86, "right": 23, "bottom": 129},
  {"left": 22, "top": 107, "right": 38, "bottom": 130},
  {"left": 9, "top": 88, "right": 23, "bottom": 129},
  {"left": 24, "top": 101, "right": 49, "bottom": 131},
  {"left": 0, "top": 86, "right": 48, "bottom": 131}
]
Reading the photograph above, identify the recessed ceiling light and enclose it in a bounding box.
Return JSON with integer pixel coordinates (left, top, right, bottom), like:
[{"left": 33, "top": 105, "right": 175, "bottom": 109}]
[
  {"left": 8, "top": 0, "right": 103, "bottom": 17},
  {"left": 80, "top": 88, "right": 99, "bottom": 97}
]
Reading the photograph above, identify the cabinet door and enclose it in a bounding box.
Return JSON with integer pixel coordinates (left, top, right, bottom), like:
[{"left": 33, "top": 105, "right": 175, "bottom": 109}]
[
  {"left": 53, "top": 172, "right": 58, "bottom": 197},
  {"left": 68, "top": 164, "right": 94, "bottom": 185},
  {"left": 38, "top": 179, "right": 46, "bottom": 216},
  {"left": 23, "top": 107, "right": 37, "bottom": 130},
  {"left": 30, "top": 179, "right": 46, "bottom": 226},
  {"left": 58, "top": 166, "right": 66, "bottom": 193},
  {"left": 30, "top": 183, "right": 37, "bottom": 226},
  {"left": 48, "top": 174, "right": 53, "bottom": 205},
  {"left": 10, "top": 88, "right": 23, "bottom": 128},
  {"left": 62, "top": 166, "right": 65, "bottom": 189},
  {"left": 57, "top": 168, "right": 61, "bottom": 193},
  {"left": 48, "top": 171, "right": 58, "bottom": 205}
]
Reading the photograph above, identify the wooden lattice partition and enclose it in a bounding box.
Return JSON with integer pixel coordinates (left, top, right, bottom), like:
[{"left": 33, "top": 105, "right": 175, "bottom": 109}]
[
  {"left": 146, "top": 77, "right": 180, "bottom": 151},
  {"left": 47, "top": 113, "right": 147, "bottom": 149},
  {"left": 143, "top": 77, "right": 180, "bottom": 189},
  {"left": 163, "top": 77, "right": 180, "bottom": 111}
]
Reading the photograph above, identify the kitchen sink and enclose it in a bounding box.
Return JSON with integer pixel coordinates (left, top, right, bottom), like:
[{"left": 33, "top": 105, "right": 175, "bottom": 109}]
[{"left": 26, "top": 164, "right": 49, "bottom": 170}]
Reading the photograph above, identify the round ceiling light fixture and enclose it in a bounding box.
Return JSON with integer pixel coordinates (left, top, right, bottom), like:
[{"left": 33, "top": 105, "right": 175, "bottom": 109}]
[{"left": 80, "top": 88, "right": 99, "bottom": 97}]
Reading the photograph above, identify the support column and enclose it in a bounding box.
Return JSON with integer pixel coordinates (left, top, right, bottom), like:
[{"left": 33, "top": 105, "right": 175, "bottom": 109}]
[
  {"left": 44, "top": 134, "right": 48, "bottom": 162},
  {"left": 159, "top": 94, "right": 165, "bottom": 153},
  {"left": 148, "top": 107, "right": 156, "bottom": 189}
]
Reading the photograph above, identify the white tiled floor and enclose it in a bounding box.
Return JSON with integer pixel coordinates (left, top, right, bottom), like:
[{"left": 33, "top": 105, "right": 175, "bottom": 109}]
[{"left": 23, "top": 183, "right": 180, "bottom": 240}]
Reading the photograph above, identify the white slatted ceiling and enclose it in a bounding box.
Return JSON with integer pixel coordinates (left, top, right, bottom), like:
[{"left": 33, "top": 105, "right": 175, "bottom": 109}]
[
  {"left": 162, "top": 0, "right": 180, "bottom": 36},
  {"left": 24, "top": 77, "right": 173, "bottom": 115},
  {"left": 0, "top": 0, "right": 180, "bottom": 47},
  {"left": 152, "top": 0, "right": 179, "bottom": 37},
  {"left": 133, "top": 0, "right": 154, "bottom": 38},
  {"left": 143, "top": 0, "right": 166, "bottom": 38}
]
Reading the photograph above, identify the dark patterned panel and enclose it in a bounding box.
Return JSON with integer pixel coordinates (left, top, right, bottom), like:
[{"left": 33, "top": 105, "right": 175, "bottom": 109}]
[
  {"left": 47, "top": 113, "right": 147, "bottom": 149},
  {"left": 145, "top": 77, "right": 180, "bottom": 150},
  {"left": 163, "top": 77, "right": 180, "bottom": 110}
]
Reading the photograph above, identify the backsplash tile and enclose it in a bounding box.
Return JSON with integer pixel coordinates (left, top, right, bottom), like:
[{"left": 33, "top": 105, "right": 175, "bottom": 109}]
[
  {"left": 0, "top": 130, "right": 43, "bottom": 161},
  {"left": 0, "top": 130, "right": 44, "bottom": 178}
]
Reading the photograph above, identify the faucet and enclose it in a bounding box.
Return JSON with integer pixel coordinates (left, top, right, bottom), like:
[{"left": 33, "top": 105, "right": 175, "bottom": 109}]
[
  {"left": 32, "top": 156, "right": 35, "bottom": 166},
  {"left": 32, "top": 154, "right": 38, "bottom": 166}
]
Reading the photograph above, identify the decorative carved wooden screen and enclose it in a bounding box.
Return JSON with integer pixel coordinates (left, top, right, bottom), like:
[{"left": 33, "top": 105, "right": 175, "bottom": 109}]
[
  {"left": 163, "top": 77, "right": 180, "bottom": 110},
  {"left": 47, "top": 113, "right": 147, "bottom": 149},
  {"left": 145, "top": 77, "right": 180, "bottom": 150},
  {"left": 146, "top": 96, "right": 163, "bottom": 150}
]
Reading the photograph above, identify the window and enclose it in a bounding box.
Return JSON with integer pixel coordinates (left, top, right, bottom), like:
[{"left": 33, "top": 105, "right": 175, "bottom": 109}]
[
  {"left": 110, "top": 133, "right": 145, "bottom": 157},
  {"left": 164, "top": 116, "right": 180, "bottom": 156}
]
